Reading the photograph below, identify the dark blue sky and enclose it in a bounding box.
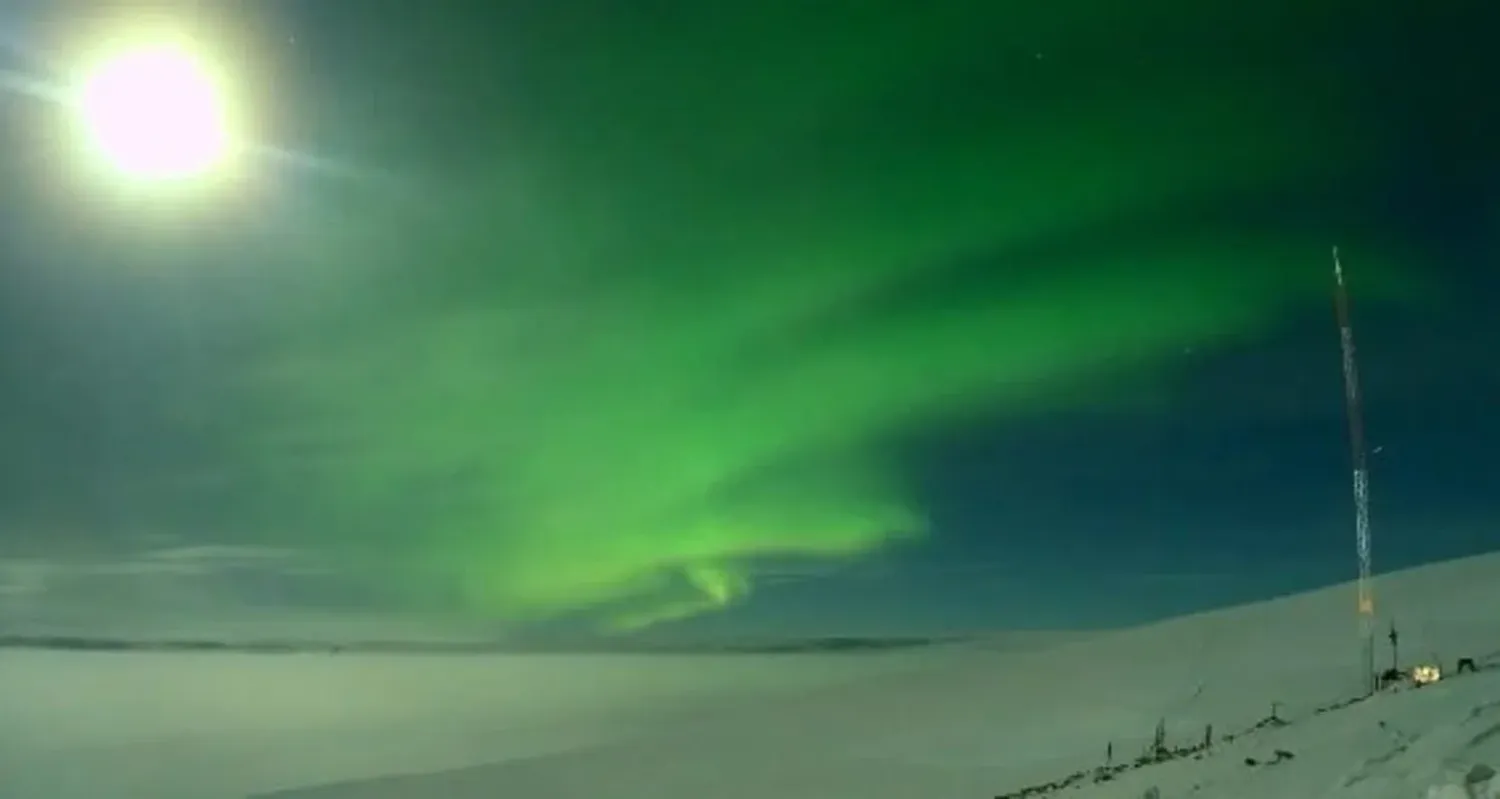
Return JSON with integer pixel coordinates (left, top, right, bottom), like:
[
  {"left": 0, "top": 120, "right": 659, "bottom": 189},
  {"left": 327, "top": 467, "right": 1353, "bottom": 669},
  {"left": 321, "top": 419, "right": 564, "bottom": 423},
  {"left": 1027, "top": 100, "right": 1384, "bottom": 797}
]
[{"left": 0, "top": 0, "right": 1494, "bottom": 641}]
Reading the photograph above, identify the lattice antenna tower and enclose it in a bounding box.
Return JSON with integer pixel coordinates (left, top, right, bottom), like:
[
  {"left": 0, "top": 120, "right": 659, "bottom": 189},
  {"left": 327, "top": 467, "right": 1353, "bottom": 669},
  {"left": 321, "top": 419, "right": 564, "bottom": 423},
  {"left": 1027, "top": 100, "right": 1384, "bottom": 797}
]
[{"left": 1332, "top": 246, "right": 1376, "bottom": 695}]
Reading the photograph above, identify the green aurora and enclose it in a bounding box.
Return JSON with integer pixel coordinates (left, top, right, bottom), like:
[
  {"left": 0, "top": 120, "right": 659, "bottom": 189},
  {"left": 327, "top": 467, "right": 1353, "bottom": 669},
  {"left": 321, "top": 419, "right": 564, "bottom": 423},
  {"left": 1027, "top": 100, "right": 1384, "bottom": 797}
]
[{"left": 214, "top": 2, "right": 1436, "bottom": 630}]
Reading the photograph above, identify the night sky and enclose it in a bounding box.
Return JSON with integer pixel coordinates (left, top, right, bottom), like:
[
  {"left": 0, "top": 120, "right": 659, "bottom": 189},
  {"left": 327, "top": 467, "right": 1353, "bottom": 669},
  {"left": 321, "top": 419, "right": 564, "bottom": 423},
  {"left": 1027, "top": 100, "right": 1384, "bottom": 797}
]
[{"left": 0, "top": 1, "right": 1495, "bottom": 642}]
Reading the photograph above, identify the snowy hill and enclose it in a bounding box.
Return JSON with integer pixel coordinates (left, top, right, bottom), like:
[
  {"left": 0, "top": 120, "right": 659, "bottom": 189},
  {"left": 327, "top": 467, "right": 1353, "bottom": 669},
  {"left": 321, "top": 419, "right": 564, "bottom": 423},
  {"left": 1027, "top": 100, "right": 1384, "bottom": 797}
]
[
  {"left": 3, "top": 552, "right": 1498, "bottom": 798},
  {"left": 269, "top": 669, "right": 1500, "bottom": 799}
]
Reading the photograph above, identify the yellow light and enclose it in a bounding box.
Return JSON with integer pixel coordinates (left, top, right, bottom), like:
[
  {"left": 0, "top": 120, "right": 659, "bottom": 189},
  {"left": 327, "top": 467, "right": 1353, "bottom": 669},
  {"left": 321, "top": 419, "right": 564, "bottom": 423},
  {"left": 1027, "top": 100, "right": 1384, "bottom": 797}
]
[
  {"left": 74, "top": 43, "right": 233, "bottom": 182},
  {"left": 1412, "top": 664, "right": 1441, "bottom": 685}
]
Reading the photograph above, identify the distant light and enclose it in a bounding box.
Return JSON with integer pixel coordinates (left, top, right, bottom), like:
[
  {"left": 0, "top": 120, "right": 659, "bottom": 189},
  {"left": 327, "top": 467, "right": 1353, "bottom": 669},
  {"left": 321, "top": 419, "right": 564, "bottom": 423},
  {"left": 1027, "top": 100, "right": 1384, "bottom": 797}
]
[
  {"left": 74, "top": 43, "right": 233, "bottom": 182},
  {"left": 1412, "top": 664, "right": 1441, "bottom": 685}
]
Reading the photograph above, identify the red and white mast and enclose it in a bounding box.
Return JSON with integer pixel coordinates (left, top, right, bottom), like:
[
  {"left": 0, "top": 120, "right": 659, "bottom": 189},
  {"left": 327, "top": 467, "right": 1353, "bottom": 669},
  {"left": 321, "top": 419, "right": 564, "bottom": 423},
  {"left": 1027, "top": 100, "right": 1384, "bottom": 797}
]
[{"left": 1333, "top": 246, "right": 1376, "bottom": 694}]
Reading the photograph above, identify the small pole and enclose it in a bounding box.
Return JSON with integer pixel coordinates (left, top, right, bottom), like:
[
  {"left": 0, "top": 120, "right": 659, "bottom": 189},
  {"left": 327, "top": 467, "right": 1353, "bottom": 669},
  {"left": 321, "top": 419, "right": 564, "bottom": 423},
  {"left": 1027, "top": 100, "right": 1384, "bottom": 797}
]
[{"left": 1388, "top": 620, "right": 1400, "bottom": 673}]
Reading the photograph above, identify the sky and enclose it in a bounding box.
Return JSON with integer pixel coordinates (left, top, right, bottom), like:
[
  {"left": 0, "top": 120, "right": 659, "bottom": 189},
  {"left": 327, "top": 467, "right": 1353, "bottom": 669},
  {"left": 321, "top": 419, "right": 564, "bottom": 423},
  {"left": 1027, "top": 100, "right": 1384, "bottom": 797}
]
[{"left": 0, "top": 0, "right": 1494, "bottom": 642}]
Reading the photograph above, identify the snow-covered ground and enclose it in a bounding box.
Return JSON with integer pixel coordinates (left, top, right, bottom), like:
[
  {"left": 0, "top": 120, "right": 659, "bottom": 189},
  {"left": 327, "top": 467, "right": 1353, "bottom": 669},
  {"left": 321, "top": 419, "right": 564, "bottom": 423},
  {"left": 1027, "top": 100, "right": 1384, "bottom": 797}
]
[
  {"left": 0, "top": 645, "right": 957, "bottom": 798},
  {"left": 3, "top": 552, "right": 1498, "bottom": 798}
]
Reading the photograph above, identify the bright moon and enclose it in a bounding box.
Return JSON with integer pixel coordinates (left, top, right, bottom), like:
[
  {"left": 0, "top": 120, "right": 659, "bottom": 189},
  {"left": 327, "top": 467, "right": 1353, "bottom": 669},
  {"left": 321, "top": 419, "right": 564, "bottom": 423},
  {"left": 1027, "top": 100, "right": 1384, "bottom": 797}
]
[{"left": 75, "top": 44, "right": 232, "bottom": 181}]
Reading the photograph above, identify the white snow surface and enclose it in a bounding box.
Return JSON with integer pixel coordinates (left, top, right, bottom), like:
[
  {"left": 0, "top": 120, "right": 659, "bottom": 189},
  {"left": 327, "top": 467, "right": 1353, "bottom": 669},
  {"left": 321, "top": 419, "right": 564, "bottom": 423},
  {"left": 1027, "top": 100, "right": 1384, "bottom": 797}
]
[{"left": 3, "top": 552, "right": 1499, "bottom": 798}]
